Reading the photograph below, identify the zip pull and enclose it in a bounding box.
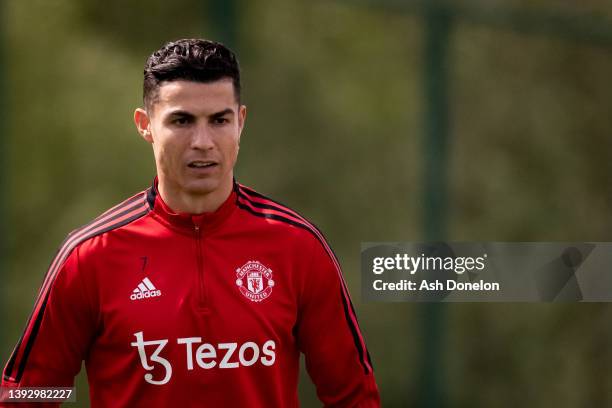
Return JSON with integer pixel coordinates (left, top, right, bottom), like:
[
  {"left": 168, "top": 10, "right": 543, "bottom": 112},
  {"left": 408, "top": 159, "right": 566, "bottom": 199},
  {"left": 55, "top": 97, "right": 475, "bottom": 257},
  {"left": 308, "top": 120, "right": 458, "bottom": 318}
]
[
  {"left": 191, "top": 214, "right": 205, "bottom": 232},
  {"left": 192, "top": 220, "right": 208, "bottom": 313}
]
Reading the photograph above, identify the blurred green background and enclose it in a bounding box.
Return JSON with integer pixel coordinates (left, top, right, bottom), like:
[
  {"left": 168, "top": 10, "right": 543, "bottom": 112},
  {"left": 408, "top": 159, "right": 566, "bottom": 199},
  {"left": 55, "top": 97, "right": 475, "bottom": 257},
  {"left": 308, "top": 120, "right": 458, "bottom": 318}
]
[{"left": 1, "top": 0, "right": 612, "bottom": 406}]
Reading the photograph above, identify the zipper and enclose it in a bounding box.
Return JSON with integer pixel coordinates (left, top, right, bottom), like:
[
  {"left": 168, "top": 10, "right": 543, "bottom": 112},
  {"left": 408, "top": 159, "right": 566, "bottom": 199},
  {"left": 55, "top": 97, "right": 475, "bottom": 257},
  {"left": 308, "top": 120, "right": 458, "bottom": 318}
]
[{"left": 193, "top": 224, "right": 209, "bottom": 313}]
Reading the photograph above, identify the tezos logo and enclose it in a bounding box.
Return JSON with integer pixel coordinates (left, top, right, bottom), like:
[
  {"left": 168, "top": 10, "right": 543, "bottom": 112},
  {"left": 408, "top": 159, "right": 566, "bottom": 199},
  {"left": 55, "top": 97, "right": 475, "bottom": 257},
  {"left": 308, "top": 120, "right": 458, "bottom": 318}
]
[
  {"left": 130, "top": 332, "right": 276, "bottom": 385},
  {"left": 235, "top": 260, "right": 274, "bottom": 302}
]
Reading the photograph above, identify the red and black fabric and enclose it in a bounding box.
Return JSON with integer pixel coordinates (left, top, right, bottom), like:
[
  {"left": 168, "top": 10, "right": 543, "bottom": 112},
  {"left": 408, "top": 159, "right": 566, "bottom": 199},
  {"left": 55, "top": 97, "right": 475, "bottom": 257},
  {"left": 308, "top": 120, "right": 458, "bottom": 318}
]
[{"left": 2, "top": 179, "right": 379, "bottom": 407}]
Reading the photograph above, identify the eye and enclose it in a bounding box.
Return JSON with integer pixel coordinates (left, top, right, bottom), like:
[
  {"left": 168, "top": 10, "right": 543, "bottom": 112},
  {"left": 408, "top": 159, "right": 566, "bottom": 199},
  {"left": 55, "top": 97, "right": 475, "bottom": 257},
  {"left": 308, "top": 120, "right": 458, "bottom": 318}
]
[
  {"left": 213, "top": 117, "right": 229, "bottom": 125},
  {"left": 173, "top": 117, "right": 190, "bottom": 126}
]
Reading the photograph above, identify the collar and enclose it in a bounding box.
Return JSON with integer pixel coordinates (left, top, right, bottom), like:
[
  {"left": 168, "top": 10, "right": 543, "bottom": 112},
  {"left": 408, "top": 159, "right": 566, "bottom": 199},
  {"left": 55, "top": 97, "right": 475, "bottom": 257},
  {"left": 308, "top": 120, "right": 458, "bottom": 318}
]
[{"left": 146, "top": 177, "right": 237, "bottom": 234}]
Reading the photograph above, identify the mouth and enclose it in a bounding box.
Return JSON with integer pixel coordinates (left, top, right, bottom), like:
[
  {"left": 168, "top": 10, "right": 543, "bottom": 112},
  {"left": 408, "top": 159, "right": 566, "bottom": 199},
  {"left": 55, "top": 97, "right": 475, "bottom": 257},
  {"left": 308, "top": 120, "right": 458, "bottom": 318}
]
[{"left": 187, "top": 160, "right": 218, "bottom": 169}]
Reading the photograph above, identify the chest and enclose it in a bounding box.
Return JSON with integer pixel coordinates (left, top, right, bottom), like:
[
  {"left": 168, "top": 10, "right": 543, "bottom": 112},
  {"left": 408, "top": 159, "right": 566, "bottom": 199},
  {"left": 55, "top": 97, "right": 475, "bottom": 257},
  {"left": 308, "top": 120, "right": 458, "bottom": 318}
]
[{"left": 90, "top": 231, "right": 301, "bottom": 348}]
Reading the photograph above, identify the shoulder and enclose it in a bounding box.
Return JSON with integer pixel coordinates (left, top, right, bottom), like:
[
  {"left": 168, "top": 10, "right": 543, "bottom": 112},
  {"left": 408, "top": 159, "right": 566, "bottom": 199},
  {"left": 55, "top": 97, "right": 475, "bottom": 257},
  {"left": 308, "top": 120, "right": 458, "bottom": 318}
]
[
  {"left": 233, "top": 182, "right": 338, "bottom": 260},
  {"left": 33, "top": 188, "right": 151, "bottom": 303},
  {"left": 234, "top": 183, "right": 317, "bottom": 235},
  {"left": 68, "top": 189, "right": 151, "bottom": 243},
  {"left": 56, "top": 188, "right": 152, "bottom": 265}
]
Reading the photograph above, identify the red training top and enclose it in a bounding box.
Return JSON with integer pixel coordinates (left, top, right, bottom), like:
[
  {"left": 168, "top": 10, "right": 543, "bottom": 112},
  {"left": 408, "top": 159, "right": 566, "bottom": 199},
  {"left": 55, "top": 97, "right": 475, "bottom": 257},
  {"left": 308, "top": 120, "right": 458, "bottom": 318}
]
[{"left": 2, "top": 180, "right": 379, "bottom": 407}]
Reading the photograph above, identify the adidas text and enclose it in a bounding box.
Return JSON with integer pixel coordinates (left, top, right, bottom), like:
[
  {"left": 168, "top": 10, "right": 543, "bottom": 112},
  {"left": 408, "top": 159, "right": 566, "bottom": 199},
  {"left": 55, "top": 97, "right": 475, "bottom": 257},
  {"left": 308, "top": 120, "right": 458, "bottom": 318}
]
[
  {"left": 131, "top": 277, "right": 162, "bottom": 301},
  {"left": 130, "top": 290, "right": 162, "bottom": 300}
]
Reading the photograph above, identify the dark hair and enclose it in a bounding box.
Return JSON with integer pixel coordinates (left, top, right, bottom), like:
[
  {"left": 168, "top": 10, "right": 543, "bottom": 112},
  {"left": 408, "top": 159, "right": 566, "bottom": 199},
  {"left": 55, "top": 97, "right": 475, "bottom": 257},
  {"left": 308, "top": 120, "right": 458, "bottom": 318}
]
[{"left": 143, "top": 38, "right": 241, "bottom": 111}]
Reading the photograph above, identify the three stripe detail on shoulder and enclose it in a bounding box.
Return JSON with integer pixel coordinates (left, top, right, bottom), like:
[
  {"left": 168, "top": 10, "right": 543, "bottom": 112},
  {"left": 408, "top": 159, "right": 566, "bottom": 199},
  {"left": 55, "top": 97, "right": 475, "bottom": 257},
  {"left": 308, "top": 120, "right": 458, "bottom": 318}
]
[
  {"left": 235, "top": 184, "right": 374, "bottom": 375},
  {"left": 3, "top": 191, "right": 151, "bottom": 383}
]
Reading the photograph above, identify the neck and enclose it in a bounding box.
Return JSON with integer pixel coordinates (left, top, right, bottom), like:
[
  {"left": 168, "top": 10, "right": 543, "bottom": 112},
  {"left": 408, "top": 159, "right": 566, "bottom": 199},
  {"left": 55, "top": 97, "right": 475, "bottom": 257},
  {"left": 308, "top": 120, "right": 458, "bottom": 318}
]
[{"left": 158, "top": 178, "right": 233, "bottom": 214}]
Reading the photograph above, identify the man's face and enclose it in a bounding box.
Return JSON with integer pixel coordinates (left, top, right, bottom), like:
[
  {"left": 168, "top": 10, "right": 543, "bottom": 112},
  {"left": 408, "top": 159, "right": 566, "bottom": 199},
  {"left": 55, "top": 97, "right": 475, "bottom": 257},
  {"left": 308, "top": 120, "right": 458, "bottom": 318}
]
[{"left": 138, "top": 79, "right": 246, "bottom": 199}]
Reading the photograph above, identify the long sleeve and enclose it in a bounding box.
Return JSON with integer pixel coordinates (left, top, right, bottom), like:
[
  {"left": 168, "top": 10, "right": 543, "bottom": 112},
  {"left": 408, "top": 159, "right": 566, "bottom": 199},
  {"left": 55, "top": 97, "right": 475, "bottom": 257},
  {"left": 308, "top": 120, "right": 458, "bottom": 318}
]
[
  {"left": 296, "top": 235, "right": 380, "bottom": 407},
  {"left": 1, "top": 245, "right": 97, "bottom": 406}
]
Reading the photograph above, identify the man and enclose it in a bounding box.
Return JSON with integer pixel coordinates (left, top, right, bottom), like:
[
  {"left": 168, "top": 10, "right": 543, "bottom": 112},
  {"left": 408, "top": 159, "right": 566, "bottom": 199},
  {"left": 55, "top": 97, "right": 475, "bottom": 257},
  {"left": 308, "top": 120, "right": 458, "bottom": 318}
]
[{"left": 1, "top": 39, "right": 379, "bottom": 407}]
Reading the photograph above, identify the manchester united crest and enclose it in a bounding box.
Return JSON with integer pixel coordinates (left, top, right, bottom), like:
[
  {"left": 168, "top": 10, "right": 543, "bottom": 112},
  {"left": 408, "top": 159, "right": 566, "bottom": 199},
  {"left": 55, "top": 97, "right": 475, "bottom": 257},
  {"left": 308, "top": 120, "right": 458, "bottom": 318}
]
[{"left": 235, "top": 261, "right": 274, "bottom": 302}]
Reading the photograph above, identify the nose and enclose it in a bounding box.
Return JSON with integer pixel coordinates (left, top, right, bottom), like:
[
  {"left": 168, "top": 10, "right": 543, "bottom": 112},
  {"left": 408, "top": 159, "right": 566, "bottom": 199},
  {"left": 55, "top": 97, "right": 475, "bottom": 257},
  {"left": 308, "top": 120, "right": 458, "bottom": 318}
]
[{"left": 190, "top": 125, "right": 214, "bottom": 151}]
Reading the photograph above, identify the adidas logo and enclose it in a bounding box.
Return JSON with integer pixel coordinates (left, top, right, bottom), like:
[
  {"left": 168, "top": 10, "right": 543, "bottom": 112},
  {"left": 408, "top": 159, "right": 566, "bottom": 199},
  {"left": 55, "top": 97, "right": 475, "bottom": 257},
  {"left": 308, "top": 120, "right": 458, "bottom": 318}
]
[{"left": 130, "top": 277, "right": 162, "bottom": 301}]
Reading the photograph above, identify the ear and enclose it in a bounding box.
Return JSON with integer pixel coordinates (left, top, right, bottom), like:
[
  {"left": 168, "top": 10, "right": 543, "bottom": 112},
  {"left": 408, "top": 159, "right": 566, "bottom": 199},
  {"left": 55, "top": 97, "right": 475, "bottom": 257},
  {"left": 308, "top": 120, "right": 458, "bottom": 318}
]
[
  {"left": 237, "top": 104, "right": 247, "bottom": 145},
  {"left": 134, "top": 108, "right": 153, "bottom": 143}
]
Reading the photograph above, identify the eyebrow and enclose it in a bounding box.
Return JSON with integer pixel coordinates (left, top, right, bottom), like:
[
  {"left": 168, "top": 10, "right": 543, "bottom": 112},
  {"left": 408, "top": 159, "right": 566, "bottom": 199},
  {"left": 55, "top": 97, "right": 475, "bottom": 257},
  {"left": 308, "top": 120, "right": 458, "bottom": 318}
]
[
  {"left": 167, "top": 108, "right": 234, "bottom": 119},
  {"left": 167, "top": 110, "right": 195, "bottom": 119},
  {"left": 210, "top": 108, "right": 234, "bottom": 119}
]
